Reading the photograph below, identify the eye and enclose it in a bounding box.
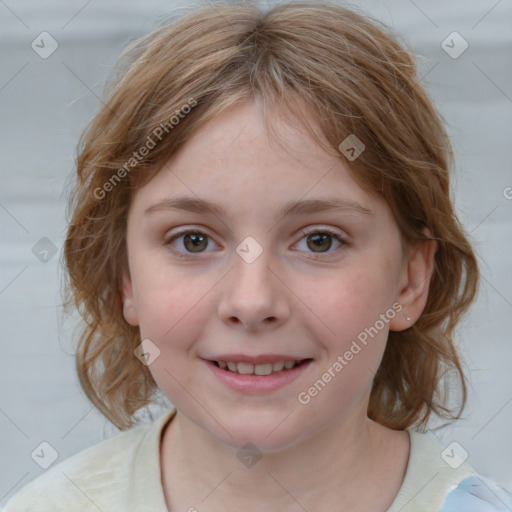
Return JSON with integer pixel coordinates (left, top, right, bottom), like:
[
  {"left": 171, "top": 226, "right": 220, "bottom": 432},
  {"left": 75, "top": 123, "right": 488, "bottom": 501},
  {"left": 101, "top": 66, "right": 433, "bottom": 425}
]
[
  {"left": 164, "top": 229, "right": 218, "bottom": 259},
  {"left": 164, "top": 227, "right": 348, "bottom": 260},
  {"left": 294, "top": 227, "right": 347, "bottom": 257}
]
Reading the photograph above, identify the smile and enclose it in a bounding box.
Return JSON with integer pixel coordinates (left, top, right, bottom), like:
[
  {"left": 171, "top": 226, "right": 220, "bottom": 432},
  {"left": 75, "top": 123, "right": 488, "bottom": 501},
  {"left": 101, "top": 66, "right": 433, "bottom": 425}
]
[
  {"left": 214, "top": 360, "right": 306, "bottom": 375},
  {"left": 205, "top": 359, "right": 314, "bottom": 393}
]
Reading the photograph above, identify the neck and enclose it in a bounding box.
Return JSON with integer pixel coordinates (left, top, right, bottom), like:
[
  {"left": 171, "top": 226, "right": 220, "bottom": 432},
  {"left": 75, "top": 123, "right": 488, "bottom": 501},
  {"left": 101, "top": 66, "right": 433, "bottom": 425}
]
[{"left": 160, "top": 403, "right": 409, "bottom": 512}]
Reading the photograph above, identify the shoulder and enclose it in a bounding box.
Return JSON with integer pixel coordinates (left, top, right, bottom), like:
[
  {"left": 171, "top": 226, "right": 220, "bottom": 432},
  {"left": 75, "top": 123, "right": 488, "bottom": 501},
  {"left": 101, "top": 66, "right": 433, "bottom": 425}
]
[
  {"left": 2, "top": 409, "right": 176, "bottom": 512},
  {"left": 389, "top": 429, "right": 512, "bottom": 512},
  {"left": 2, "top": 425, "right": 148, "bottom": 512}
]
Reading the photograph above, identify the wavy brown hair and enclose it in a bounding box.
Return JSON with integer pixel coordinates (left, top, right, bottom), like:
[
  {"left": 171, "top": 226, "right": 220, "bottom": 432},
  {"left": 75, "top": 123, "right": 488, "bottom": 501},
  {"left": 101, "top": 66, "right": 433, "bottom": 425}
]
[{"left": 63, "top": 0, "right": 479, "bottom": 430}]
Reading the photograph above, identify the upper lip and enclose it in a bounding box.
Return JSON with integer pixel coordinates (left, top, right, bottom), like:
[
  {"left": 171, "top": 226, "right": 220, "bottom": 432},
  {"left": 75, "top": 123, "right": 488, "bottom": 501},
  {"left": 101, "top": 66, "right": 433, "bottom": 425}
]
[{"left": 204, "top": 354, "right": 311, "bottom": 365}]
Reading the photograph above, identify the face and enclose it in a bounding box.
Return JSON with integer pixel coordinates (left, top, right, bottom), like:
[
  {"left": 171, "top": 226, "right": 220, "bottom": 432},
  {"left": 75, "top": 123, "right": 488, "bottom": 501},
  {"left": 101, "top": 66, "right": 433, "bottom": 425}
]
[{"left": 121, "top": 100, "right": 432, "bottom": 453}]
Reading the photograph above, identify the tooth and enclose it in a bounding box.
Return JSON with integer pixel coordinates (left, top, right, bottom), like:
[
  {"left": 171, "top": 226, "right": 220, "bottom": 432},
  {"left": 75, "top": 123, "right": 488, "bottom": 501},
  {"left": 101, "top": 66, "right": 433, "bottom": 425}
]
[
  {"left": 254, "top": 363, "right": 273, "bottom": 375},
  {"left": 237, "top": 362, "right": 254, "bottom": 374},
  {"left": 272, "top": 361, "right": 284, "bottom": 372},
  {"left": 222, "top": 360, "right": 300, "bottom": 375}
]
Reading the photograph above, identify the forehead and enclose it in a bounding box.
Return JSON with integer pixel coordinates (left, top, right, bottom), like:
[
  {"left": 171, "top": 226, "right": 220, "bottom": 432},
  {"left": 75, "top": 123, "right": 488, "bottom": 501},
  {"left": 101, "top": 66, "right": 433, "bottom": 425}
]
[{"left": 129, "top": 100, "right": 387, "bottom": 221}]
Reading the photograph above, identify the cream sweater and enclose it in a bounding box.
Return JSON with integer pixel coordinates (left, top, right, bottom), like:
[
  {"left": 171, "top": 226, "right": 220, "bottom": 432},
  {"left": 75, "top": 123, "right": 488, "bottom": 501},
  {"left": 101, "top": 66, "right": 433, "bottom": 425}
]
[{"left": 1, "top": 407, "right": 504, "bottom": 511}]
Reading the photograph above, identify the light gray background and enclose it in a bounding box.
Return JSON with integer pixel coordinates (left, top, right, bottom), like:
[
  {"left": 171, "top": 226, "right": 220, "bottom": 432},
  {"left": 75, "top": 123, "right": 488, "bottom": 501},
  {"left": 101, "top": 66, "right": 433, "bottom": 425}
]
[{"left": 1, "top": 0, "right": 511, "bottom": 506}]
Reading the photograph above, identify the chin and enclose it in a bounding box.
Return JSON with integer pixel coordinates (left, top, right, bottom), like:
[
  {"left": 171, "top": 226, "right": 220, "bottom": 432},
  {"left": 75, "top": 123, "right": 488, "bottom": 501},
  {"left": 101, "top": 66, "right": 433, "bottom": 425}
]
[{"left": 207, "top": 411, "right": 310, "bottom": 454}]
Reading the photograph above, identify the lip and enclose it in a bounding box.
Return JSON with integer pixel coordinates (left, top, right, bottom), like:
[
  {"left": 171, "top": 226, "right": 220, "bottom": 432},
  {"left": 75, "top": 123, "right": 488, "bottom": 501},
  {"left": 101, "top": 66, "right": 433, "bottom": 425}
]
[
  {"left": 203, "top": 354, "right": 308, "bottom": 364},
  {"left": 203, "top": 358, "right": 313, "bottom": 394}
]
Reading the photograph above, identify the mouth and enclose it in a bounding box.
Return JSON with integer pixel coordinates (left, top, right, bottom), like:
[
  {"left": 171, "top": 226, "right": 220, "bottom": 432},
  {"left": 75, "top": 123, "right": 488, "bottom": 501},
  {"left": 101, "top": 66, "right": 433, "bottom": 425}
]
[
  {"left": 204, "top": 357, "right": 314, "bottom": 393},
  {"left": 211, "top": 358, "right": 313, "bottom": 376}
]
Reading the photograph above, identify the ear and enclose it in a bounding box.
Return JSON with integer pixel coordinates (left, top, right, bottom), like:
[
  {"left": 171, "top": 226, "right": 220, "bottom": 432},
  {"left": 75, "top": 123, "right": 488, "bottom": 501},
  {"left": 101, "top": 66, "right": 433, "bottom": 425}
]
[
  {"left": 120, "top": 271, "right": 140, "bottom": 327},
  {"left": 389, "top": 228, "right": 437, "bottom": 331}
]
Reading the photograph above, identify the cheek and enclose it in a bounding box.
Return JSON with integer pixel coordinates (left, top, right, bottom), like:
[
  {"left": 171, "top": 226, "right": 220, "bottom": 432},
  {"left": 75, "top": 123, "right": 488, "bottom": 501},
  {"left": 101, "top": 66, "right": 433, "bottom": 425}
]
[
  {"left": 127, "top": 250, "right": 209, "bottom": 346},
  {"left": 136, "top": 279, "right": 207, "bottom": 344},
  {"left": 302, "top": 266, "right": 397, "bottom": 340},
  {"left": 295, "top": 259, "right": 400, "bottom": 386},
  {"left": 131, "top": 269, "right": 213, "bottom": 402},
  {"left": 293, "top": 277, "right": 393, "bottom": 417}
]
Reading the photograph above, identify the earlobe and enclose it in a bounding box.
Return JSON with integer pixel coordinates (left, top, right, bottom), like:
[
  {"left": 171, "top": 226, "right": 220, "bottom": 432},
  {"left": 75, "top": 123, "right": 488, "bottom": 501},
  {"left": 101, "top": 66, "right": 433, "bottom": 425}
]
[
  {"left": 389, "top": 229, "right": 438, "bottom": 332},
  {"left": 120, "top": 272, "right": 140, "bottom": 327}
]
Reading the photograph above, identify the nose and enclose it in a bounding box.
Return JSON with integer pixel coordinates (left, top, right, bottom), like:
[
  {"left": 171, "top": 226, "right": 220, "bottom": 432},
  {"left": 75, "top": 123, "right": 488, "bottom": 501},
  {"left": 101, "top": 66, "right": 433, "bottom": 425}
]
[{"left": 217, "top": 248, "right": 291, "bottom": 332}]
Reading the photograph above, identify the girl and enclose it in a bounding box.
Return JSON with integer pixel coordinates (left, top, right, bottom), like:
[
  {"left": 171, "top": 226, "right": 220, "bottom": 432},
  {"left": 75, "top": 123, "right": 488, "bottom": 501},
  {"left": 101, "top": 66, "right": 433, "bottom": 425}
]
[{"left": 4, "top": 1, "right": 511, "bottom": 511}]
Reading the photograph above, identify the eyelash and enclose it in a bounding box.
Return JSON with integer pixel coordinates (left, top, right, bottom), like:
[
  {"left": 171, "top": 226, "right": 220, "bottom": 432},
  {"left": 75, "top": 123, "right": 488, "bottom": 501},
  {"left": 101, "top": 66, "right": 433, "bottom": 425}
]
[{"left": 164, "top": 227, "right": 348, "bottom": 261}]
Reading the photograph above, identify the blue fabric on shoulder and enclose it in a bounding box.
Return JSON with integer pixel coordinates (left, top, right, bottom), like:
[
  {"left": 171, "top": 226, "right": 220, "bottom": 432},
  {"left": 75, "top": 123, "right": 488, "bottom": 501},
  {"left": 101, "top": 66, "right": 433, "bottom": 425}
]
[{"left": 440, "top": 475, "right": 512, "bottom": 511}]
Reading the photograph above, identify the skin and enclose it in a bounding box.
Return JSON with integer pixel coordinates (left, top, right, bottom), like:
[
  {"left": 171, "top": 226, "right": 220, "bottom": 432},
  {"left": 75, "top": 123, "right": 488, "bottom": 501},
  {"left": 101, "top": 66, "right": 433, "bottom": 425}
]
[{"left": 121, "top": 99, "right": 437, "bottom": 511}]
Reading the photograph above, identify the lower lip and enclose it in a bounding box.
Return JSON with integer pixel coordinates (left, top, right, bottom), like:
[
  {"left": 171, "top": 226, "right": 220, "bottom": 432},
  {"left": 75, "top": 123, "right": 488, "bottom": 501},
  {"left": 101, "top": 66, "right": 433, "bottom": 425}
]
[{"left": 204, "top": 359, "right": 313, "bottom": 394}]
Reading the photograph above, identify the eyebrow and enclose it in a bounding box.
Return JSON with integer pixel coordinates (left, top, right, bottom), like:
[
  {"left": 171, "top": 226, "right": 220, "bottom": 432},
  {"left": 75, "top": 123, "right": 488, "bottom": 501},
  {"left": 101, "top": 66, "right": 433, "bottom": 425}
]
[{"left": 144, "top": 196, "right": 373, "bottom": 219}]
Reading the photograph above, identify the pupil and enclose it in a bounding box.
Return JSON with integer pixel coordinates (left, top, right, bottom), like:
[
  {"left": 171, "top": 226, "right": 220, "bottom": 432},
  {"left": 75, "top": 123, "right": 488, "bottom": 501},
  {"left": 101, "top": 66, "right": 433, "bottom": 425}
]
[
  {"left": 308, "top": 233, "right": 331, "bottom": 252},
  {"left": 185, "top": 233, "right": 207, "bottom": 252},
  {"left": 182, "top": 233, "right": 332, "bottom": 253}
]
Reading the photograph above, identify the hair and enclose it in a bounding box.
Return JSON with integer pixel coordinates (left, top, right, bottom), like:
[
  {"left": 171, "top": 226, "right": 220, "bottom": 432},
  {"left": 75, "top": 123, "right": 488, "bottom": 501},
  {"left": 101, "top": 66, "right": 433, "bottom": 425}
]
[{"left": 63, "top": 0, "right": 479, "bottom": 431}]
